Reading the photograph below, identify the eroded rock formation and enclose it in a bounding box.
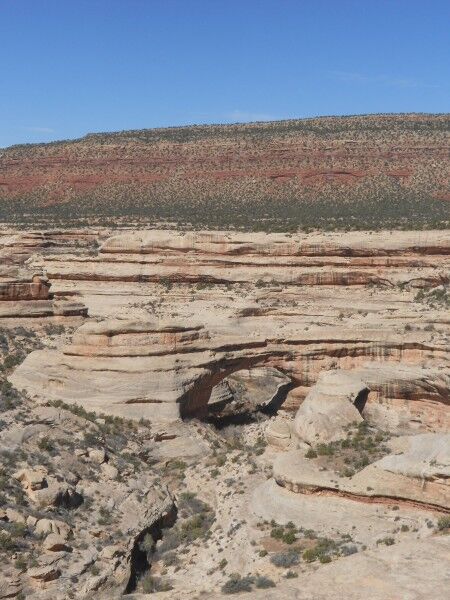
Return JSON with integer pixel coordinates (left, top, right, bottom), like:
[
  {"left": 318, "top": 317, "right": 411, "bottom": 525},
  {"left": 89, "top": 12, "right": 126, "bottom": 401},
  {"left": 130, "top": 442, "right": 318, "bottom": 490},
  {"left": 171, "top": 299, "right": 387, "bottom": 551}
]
[
  {"left": 1, "top": 226, "right": 449, "bottom": 599},
  {"left": 0, "top": 273, "right": 87, "bottom": 318}
]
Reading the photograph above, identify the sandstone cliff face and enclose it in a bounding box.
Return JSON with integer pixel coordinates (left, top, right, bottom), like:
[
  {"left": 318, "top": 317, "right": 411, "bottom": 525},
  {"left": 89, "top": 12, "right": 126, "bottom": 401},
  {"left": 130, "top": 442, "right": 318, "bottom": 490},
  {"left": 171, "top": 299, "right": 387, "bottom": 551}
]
[
  {"left": 1, "top": 226, "right": 449, "bottom": 599},
  {"left": 30, "top": 229, "right": 450, "bottom": 288},
  {"left": 0, "top": 273, "right": 87, "bottom": 319},
  {"left": 11, "top": 228, "right": 450, "bottom": 431}
]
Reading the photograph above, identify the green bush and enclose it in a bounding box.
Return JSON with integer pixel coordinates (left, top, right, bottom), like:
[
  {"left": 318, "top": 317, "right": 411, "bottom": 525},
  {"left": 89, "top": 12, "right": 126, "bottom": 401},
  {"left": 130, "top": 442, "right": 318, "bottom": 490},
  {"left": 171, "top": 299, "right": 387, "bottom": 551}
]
[
  {"left": 282, "top": 530, "right": 297, "bottom": 545},
  {"left": 270, "top": 527, "right": 284, "bottom": 540},
  {"left": 436, "top": 516, "right": 450, "bottom": 531},
  {"left": 270, "top": 550, "right": 300, "bottom": 568},
  {"left": 255, "top": 575, "right": 275, "bottom": 589},
  {"left": 316, "top": 443, "right": 334, "bottom": 456},
  {"left": 221, "top": 574, "right": 254, "bottom": 594},
  {"left": 305, "top": 448, "right": 317, "bottom": 459}
]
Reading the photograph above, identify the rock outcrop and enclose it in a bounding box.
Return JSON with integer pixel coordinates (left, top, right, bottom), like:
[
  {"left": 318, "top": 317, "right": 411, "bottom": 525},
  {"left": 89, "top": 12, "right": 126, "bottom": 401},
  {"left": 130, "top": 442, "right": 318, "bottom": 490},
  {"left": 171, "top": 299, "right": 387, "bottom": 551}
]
[
  {"left": 32, "top": 229, "right": 450, "bottom": 288},
  {"left": 273, "top": 433, "right": 450, "bottom": 512},
  {"left": 11, "top": 316, "right": 449, "bottom": 426},
  {"left": 0, "top": 273, "right": 87, "bottom": 318}
]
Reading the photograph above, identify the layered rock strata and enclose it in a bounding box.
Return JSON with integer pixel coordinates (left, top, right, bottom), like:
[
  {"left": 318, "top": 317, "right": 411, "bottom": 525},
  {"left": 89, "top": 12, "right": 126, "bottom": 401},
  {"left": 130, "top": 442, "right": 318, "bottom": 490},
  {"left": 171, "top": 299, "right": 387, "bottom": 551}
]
[
  {"left": 33, "top": 229, "right": 450, "bottom": 288},
  {"left": 273, "top": 433, "right": 450, "bottom": 512},
  {"left": 0, "top": 273, "right": 87, "bottom": 318},
  {"left": 11, "top": 318, "right": 449, "bottom": 426}
]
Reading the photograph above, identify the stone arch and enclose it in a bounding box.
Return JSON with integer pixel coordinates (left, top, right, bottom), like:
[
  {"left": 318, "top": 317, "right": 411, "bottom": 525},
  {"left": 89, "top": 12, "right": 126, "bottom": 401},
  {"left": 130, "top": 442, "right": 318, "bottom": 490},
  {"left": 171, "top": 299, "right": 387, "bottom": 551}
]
[{"left": 178, "top": 354, "right": 294, "bottom": 419}]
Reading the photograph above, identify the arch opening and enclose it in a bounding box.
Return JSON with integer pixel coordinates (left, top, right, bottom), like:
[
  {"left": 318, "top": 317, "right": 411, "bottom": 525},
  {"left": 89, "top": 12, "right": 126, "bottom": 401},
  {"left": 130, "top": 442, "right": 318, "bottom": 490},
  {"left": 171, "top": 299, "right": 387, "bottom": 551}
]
[{"left": 182, "top": 364, "right": 294, "bottom": 428}]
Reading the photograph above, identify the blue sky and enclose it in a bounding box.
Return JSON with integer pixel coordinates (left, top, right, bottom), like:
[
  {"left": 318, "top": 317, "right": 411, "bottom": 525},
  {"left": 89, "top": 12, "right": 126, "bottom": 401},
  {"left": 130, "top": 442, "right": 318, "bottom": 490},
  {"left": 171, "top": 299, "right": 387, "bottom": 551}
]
[{"left": 1, "top": 0, "right": 448, "bottom": 147}]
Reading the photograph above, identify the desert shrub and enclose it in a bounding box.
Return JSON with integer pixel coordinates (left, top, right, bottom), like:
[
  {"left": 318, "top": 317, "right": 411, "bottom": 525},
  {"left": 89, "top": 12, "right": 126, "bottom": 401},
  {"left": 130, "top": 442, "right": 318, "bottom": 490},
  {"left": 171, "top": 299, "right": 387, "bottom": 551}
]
[
  {"left": 305, "top": 448, "right": 317, "bottom": 459},
  {"left": 162, "top": 551, "right": 179, "bottom": 567},
  {"left": 0, "top": 532, "right": 15, "bottom": 552},
  {"left": 316, "top": 443, "right": 334, "bottom": 456},
  {"left": 285, "top": 570, "right": 298, "bottom": 578},
  {"left": 44, "top": 324, "right": 65, "bottom": 336},
  {"left": 415, "top": 286, "right": 450, "bottom": 308},
  {"left": 48, "top": 399, "right": 97, "bottom": 422},
  {"left": 0, "top": 381, "right": 22, "bottom": 411},
  {"left": 341, "top": 544, "right": 358, "bottom": 556},
  {"left": 270, "top": 527, "right": 284, "bottom": 540},
  {"left": 158, "top": 496, "right": 214, "bottom": 555},
  {"left": 37, "top": 436, "right": 55, "bottom": 453},
  {"left": 436, "top": 516, "right": 450, "bottom": 531},
  {"left": 14, "top": 555, "right": 28, "bottom": 571},
  {"left": 139, "top": 533, "right": 155, "bottom": 557},
  {"left": 180, "top": 512, "right": 213, "bottom": 542},
  {"left": 97, "top": 506, "right": 113, "bottom": 526},
  {"left": 302, "top": 537, "right": 338, "bottom": 563},
  {"left": 3, "top": 354, "right": 23, "bottom": 370},
  {"left": 376, "top": 537, "right": 395, "bottom": 546},
  {"left": 157, "top": 528, "right": 183, "bottom": 554},
  {"left": 255, "top": 575, "right": 275, "bottom": 589},
  {"left": 282, "top": 530, "right": 297, "bottom": 545},
  {"left": 221, "top": 574, "right": 254, "bottom": 594},
  {"left": 141, "top": 574, "right": 173, "bottom": 593},
  {"left": 341, "top": 467, "right": 355, "bottom": 478},
  {"left": 270, "top": 550, "right": 300, "bottom": 568}
]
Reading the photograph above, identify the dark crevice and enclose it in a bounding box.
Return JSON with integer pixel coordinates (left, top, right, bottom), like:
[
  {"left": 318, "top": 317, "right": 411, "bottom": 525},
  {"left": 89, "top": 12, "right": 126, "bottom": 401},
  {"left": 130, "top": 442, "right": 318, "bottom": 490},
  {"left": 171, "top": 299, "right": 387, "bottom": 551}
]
[
  {"left": 125, "top": 503, "right": 178, "bottom": 593},
  {"left": 260, "top": 381, "right": 296, "bottom": 416},
  {"left": 354, "top": 387, "right": 370, "bottom": 414},
  {"left": 206, "top": 410, "right": 267, "bottom": 429}
]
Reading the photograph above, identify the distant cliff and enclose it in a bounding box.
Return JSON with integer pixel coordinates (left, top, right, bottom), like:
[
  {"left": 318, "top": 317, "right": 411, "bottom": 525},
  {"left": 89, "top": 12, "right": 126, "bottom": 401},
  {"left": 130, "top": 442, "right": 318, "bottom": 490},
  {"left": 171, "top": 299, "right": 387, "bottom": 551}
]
[{"left": 0, "top": 113, "right": 449, "bottom": 229}]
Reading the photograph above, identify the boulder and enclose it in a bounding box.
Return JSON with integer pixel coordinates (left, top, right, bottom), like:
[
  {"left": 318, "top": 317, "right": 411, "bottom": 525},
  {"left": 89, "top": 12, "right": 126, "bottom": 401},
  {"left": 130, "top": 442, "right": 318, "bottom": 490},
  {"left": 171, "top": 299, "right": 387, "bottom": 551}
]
[
  {"left": 28, "top": 564, "right": 61, "bottom": 582},
  {"left": 42, "top": 533, "right": 71, "bottom": 552},
  {"left": 265, "top": 416, "right": 292, "bottom": 449},
  {"left": 35, "top": 518, "right": 71, "bottom": 539},
  {"left": 293, "top": 370, "right": 365, "bottom": 444},
  {"left": 88, "top": 448, "right": 107, "bottom": 464},
  {"left": 33, "top": 481, "right": 83, "bottom": 509},
  {"left": 5, "top": 508, "right": 26, "bottom": 524},
  {"left": 101, "top": 463, "right": 119, "bottom": 480},
  {"left": 13, "top": 467, "right": 47, "bottom": 493},
  {"left": 99, "top": 544, "right": 123, "bottom": 560}
]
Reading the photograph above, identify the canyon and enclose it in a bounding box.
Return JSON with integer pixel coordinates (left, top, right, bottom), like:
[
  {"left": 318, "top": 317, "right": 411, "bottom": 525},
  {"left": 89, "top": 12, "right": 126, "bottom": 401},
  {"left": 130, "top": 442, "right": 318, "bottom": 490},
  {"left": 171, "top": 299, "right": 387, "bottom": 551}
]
[{"left": 0, "top": 225, "right": 448, "bottom": 598}]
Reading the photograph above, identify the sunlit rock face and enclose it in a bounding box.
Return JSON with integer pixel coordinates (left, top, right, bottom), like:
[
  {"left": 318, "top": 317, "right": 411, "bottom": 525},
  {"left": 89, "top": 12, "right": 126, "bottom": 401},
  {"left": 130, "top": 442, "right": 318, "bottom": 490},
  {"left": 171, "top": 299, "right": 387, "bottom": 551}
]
[
  {"left": 9, "top": 228, "right": 450, "bottom": 429},
  {"left": 1, "top": 225, "right": 449, "bottom": 600}
]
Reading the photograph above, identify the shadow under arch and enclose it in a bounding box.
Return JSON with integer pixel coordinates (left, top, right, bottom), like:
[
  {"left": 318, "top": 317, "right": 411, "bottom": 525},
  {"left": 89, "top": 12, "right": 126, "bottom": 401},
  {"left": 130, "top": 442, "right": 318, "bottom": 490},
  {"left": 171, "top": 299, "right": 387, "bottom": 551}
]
[{"left": 178, "top": 351, "right": 295, "bottom": 421}]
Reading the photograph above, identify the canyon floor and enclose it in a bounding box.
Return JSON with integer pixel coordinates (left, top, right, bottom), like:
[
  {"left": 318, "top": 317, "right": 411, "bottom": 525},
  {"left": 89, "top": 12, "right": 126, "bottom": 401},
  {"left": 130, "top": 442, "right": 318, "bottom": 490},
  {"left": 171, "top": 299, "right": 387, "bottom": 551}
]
[{"left": 0, "top": 226, "right": 449, "bottom": 599}]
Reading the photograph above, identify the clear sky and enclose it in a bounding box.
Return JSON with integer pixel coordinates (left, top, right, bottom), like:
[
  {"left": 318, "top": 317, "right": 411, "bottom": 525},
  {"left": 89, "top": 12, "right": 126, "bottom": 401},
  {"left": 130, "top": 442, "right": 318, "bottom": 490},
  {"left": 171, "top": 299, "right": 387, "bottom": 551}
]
[{"left": 1, "top": 0, "right": 448, "bottom": 147}]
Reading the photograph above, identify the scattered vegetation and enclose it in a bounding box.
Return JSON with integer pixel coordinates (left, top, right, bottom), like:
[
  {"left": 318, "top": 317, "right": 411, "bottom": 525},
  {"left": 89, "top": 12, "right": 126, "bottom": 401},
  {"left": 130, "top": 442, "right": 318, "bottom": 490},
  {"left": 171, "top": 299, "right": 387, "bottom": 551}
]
[
  {"left": 304, "top": 421, "right": 391, "bottom": 475},
  {"left": 436, "top": 516, "right": 450, "bottom": 532},
  {"left": 415, "top": 286, "right": 450, "bottom": 308},
  {"left": 2, "top": 115, "right": 449, "bottom": 231}
]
